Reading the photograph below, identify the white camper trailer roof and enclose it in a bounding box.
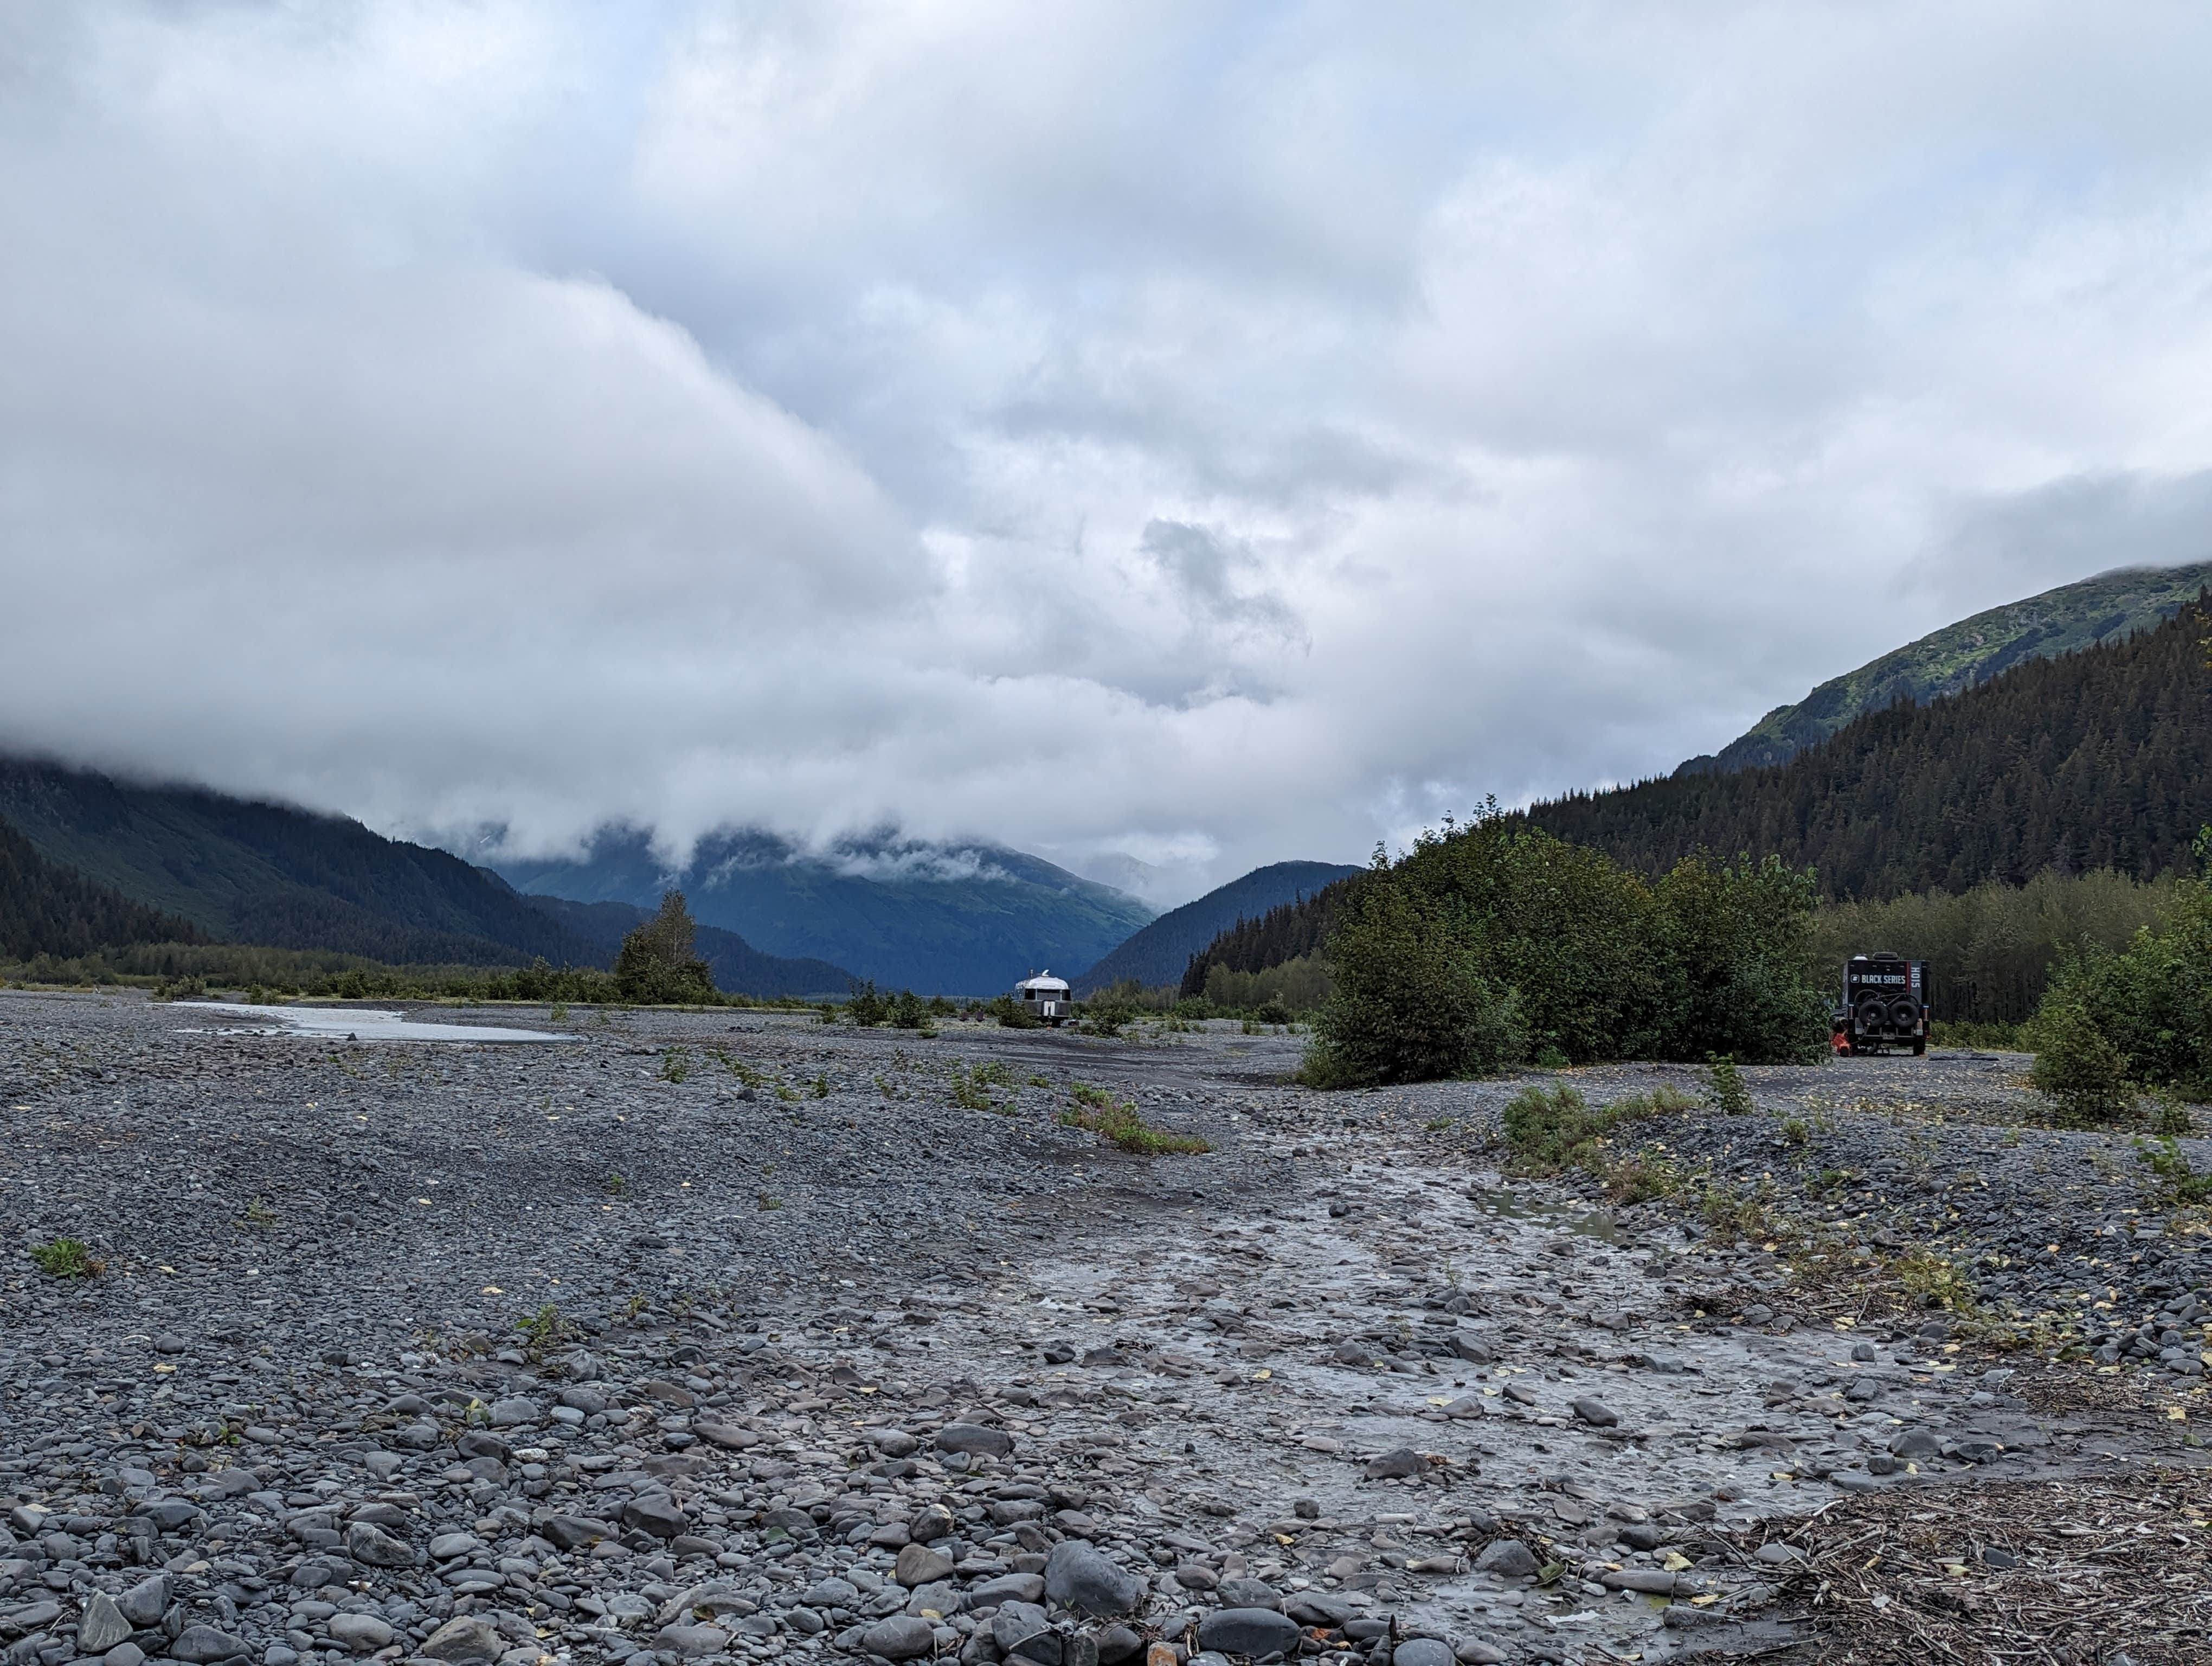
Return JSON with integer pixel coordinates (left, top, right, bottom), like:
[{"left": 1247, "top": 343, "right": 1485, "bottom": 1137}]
[{"left": 1017, "top": 972, "right": 1071, "bottom": 994}]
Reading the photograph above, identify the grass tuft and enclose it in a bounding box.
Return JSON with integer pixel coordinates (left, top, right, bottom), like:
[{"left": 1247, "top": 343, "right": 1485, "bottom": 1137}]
[
  {"left": 30, "top": 1237, "right": 101, "bottom": 1278},
  {"left": 1060, "top": 1082, "right": 1212, "bottom": 1155}
]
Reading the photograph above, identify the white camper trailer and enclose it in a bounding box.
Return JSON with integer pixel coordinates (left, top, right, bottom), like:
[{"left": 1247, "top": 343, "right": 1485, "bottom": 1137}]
[{"left": 1014, "top": 972, "right": 1073, "bottom": 1026}]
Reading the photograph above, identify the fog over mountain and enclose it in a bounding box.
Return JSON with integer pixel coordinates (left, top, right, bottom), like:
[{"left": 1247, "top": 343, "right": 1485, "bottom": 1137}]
[{"left": 7, "top": 4, "right": 2212, "bottom": 904}]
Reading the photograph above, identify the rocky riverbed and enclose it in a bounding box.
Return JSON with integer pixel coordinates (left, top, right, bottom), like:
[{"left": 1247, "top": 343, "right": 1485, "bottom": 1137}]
[{"left": 1, "top": 992, "right": 2207, "bottom": 1666}]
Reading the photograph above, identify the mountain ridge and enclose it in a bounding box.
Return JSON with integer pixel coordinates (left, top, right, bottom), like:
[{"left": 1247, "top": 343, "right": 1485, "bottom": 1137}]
[
  {"left": 0, "top": 755, "right": 592, "bottom": 966},
  {"left": 494, "top": 826, "right": 1154, "bottom": 995},
  {"left": 1677, "top": 560, "right": 2212, "bottom": 775},
  {"left": 1075, "top": 860, "right": 1362, "bottom": 994}
]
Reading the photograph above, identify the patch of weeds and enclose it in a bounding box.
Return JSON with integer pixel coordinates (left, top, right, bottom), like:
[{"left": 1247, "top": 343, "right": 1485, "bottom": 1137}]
[
  {"left": 549, "top": 1002, "right": 569, "bottom": 1023},
  {"left": 30, "top": 1237, "right": 101, "bottom": 1278},
  {"left": 2135, "top": 1136, "right": 2212, "bottom": 1206},
  {"left": 603, "top": 1172, "right": 628, "bottom": 1196},
  {"left": 1060, "top": 1083, "right": 1212, "bottom": 1155},
  {"left": 1602, "top": 1148, "right": 1683, "bottom": 1204},
  {"left": 1027, "top": 1073, "right": 1052, "bottom": 1088},
  {"left": 1703, "top": 1054, "right": 1754, "bottom": 1117},
  {"left": 2148, "top": 1092, "right": 2194, "bottom": 1137},
  {"left": 516, "top": 1302, "right": 574, "bottom": 1361},
  {"left": 1238, "top": 1018, "right": 1261, "bottom": 1036},
  {"left": 1894, "top": 1247, "right": 1984, "bottom": 1318},
  {"left": 1499, "top": 1084, "right": 1683, "bottom": 1180},
  {"left": 757, "top": 1193, "right": 783, "bottom": 1210},
  {"left": 1696, "top": 1177, "right": 1786, "bottom": 1243},
  {"left": 658, "top": 1047, "right": 692, "bottom": 1084},
  {"left": 1424, "top": 1117, "right": 1453, "bottom": 1132},
  {"left": 1532, "top": 1045, "right": 1571, "bottom": 1071},
  {"left": 811, "top": 1073, "right": 829, "bottom": 1098},
  {"left": 239, "top": 1197, "right": 278, "bottom": 1230},
  {"left": 774, "top": 1083, "right": 801, "bottom": 1103},
  {"left": 1779, "top": 1116, "right": 1810, "bottom": 1148}
]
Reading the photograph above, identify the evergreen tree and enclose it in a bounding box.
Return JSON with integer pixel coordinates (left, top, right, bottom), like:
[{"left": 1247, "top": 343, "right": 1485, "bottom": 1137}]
[{"left": 613, "top": 892, "right": 718, "bottom": 1003}]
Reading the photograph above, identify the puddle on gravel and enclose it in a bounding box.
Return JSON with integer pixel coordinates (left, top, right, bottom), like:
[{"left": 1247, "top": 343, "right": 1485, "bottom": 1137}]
[
  {"left": 172, "top": 1002, "right": 577, "bottom": 1043},
  {"left": 1465, "top": 1183, "right": 1621, "bottom": 1241}
]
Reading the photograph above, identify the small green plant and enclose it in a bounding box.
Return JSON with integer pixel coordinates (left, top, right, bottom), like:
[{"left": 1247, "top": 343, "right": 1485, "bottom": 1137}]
[
  {"left": 1059, "top": 1086, "right": 1211, "bottom": 1155},
  {"left": 1602, "top": 1149, "right": 1682, "bottom": 1204},
  {"left": 1532, "top": 1044, "right": 1571, "bottom": 1071},
  {"left": 517, "top": 1302, "right": 574, "bottom": 1361},
  {"left": 1703, "top": 1054, "right": 1754, "bottom": 1117},
  {"left": 811, "top": 1073, "right": 829, "bottom": 1099},
  {"left": 757, "top": 1192, "right": 783, "bottom": 1210},
  {"left": 1894, "top": 1247, "right": 1983, "bottom": 1316},
  {"left": 987, "top": 994, "right": 1043, "bottom": 1029},
  {"left": 240, "top": 1197, "right": 278, "bottom": 1229},
  {"left": 603, "top": 1172, "right": 628, "bottom": 1196},
  {"left": 549, "top": 1002, "right": 570, "bottom": 1023},
  {"left": 1027, "top": 1074, "right": 1052, "bottom": 1088},
  {"left": 1779, "top": 1116, "right": 1809, "bottom": 1148},
  {"left": 30, "top": 1237, "right": 100, "bottom": 1278},
  {"left": 2136, "top": 1136, "right": 2212, "bottom": 1205},
  {"left": 659, "top": 1047, "right": 692, "bottom": 1084}
]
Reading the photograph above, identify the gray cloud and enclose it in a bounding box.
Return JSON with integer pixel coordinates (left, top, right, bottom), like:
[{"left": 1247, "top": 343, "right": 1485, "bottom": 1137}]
[{"left": 7, "top": 2, "right": 2212, "bottom": 903}]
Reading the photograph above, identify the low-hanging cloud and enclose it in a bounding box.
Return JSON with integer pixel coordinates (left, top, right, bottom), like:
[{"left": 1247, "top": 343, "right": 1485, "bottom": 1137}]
[{"left": 7, "top": 2, "right": 2212, "bottom": 905}]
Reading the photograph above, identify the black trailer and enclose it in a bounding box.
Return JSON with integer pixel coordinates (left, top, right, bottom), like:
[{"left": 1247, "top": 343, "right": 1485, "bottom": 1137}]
[{"left": 1831, "top": 952, "right": 1929, "bottom": 1056}]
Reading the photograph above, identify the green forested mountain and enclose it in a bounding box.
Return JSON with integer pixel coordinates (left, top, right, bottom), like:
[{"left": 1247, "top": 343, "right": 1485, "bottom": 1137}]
[
  {"left": 1531, "top": 603, "right": 2212, "bottom": 898},
  {"left": 1181, "top": 602, "right": 2212, "bottom": 1002},
  {"left": 1179, "top": 874, "right": 1362, "bottom": 997},
  {"left": 1076, "top": 860, "right": 1361, "bottom": 994},
  {"left": 497, "top": 828, "right": 1154, "bottom": 995},
  {"left": 0, "top": 815, "right": 203, "bottom": 960},
  {"left": 1677, "top": 562, "right": 2212, "bottom": 774},
  {"left": 0, "top": 757, "right": 592, "bottom": 966},
  {"left": 520, "top": 895, "right": 853, "bottom": 998}
]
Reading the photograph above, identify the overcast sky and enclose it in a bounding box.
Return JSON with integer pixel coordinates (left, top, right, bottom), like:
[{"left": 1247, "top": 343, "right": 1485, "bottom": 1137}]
[{"left": 7, "top": 3, "right": 2212, "bottom": 905}]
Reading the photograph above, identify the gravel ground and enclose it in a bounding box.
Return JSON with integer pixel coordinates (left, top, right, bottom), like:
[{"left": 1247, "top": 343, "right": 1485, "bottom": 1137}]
[{"left": 1, "top": 992, "right": 2206, "bottom": 1666}]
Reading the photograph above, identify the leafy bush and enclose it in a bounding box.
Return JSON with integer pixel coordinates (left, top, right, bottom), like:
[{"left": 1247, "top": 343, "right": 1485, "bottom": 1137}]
[
  {"left": 2022, "top": 829, "right": 2212, "bottom": 1110},
  {"left": 986, "top": 994, "right": 1043, "bottom": 1029},
  {"left": 2025, "top": 990, "right": 2138, "bottom": 1127},
  {"left": 1082, "top": 998, "right": 1137, "bottom": 1036},
  {"left": 1299, "top": 876, "right": 1527, "bottom": 1087},
  {"left": 846, "top": 980, "right": 890, "bottom": 1026},
  {"left": 1298, "top": 810, "right": 1827, "bottom": 1087}
]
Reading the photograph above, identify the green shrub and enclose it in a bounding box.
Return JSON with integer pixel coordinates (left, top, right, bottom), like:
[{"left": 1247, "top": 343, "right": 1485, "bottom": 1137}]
[
  {"left": 2026, "top": 989, "right": 2138, "bottom": 1127},
  {"left": 1082, "top": 998, "right": 1136, "bottom": 1037},
  {"left": 2021, "top": 831, "right": 2212, "bottom": 1107},
  {"left": 987, "top": 994, "right": 1042, "bottom": 1029},
  {"left": 891, "top": 989, "right": 927, "bottom": 1029},
  {"left": 846, "top": 981, "right": 889, "bottom": 1026},
  {"left": 1297, "top": 810, "right": 1826, "bottom": 1088},
  {"left": 1300, "top": 877, "right": 1527, "bottom": 1087}
]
